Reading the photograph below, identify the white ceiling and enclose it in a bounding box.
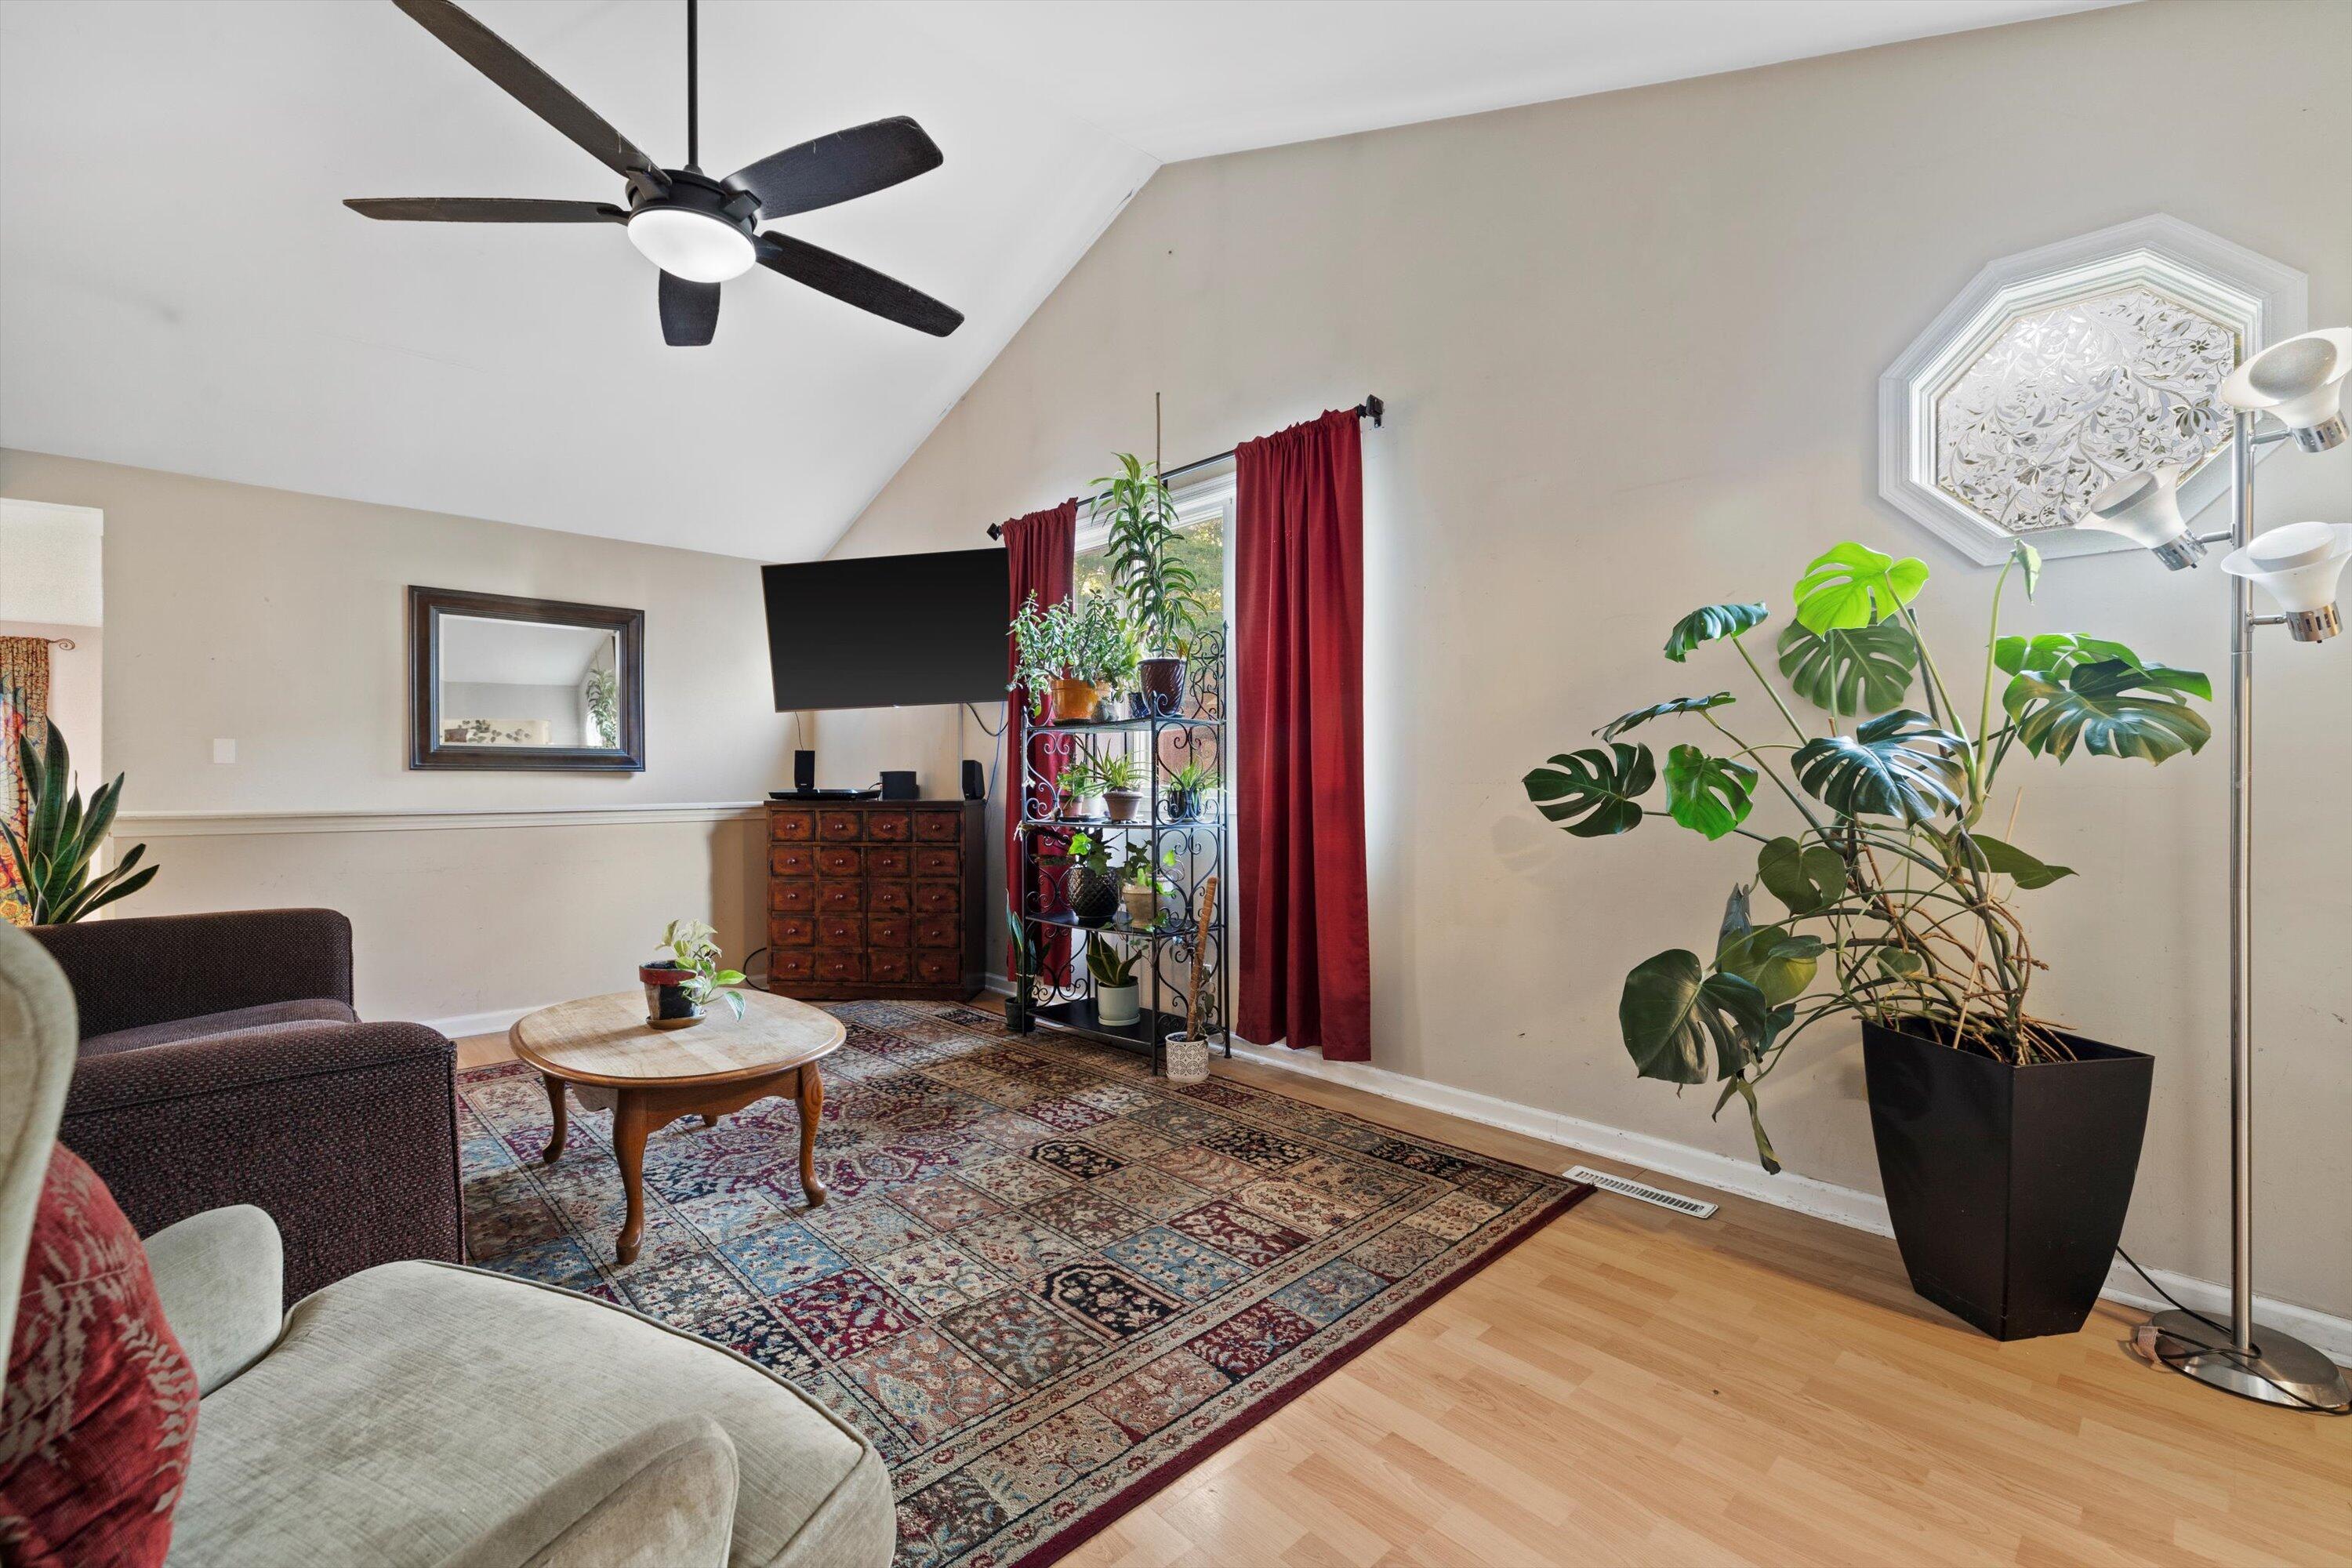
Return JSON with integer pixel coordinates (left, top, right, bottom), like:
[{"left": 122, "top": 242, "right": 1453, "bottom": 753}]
[{"left": 0, "top": 0, "right": 2124, "bottom": 563}]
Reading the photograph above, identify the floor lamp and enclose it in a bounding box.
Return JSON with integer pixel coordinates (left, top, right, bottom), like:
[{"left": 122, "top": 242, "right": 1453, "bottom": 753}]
[{"left": 2079, "top": 327, "right": 2352, "bottom": 1412}]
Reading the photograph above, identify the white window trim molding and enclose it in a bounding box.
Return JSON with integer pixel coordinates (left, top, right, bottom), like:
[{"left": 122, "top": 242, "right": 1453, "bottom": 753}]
[{"left": 1878, "top": 214, "right": 2307, "bottom": 566}]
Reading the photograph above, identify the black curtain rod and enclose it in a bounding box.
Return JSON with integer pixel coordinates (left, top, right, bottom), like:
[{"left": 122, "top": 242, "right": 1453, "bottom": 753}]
[{"left": 988, "top": 394, "right": 1384, "bottom": 539}]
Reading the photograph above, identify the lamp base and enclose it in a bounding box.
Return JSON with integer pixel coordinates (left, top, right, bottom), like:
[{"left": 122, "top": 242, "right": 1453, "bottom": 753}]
[{"left": 2149, "top": 1309, "right": 2351, "bottom": 1411}]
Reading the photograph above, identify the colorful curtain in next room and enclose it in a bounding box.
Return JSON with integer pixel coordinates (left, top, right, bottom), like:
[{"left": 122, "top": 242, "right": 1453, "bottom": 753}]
[
  {"left": 1002, "top": 499, "right": 1079, "bottom": 979},
  {"left": 1234, "top": 409, "right": 1371, "bottom": 1061},
  {"left": 1, "top": 637, "right": 53, "bottom": 926}
]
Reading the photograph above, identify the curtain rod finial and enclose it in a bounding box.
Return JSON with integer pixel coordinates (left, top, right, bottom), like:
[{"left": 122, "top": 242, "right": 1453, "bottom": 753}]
[{"left": 1359, "top": 394, "right": 1385, "bottom": 427}]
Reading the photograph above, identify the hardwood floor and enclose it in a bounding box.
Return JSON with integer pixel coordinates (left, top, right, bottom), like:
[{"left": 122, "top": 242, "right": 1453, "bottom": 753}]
[{"left": 453, "top": 1027, "right": 2351, "bottom": 1567}]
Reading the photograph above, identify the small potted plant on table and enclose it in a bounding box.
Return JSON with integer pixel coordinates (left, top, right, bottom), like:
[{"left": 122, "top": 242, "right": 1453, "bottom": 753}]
[
  {"left": 1523, "top": 540, "right": 2208, "bottom": 1341},
  {"left": 1087, "top": 934, "right": 1143, "bottom": 1026},
  {"left": 1093, "top": 452, "right": 1205, "bottom": 717},
  {"left": 1094, "top": 750, "right": 1145, "bottom": 822},
  {"left": 1011, "top": 591, "right": 1130, "bottom": 724},
  {"left": 1054, "top": 758, "right": 1099, "bottom": 821},
  {"left": 1163, "top": 760, "right": 1218, "bottom": 822},
  {"left": 639, "top": 918, "right": 748, "bottom": 1029}
]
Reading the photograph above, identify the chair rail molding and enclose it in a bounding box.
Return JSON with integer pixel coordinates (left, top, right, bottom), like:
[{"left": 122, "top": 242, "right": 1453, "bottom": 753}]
[
  {"left": 114, "top": 802, "right": 767, "bottom": 837},
  {"left": 1878, "top": 214, "right": 2307, "bottom": 565}
]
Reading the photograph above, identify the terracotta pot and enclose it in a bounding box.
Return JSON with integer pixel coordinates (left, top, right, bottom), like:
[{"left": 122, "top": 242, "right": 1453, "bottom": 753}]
[
  {"left": 1102, "top": 788, "right": 1142, "bottom": 823},
  {"left": 1049, "top": 679, "right": 1101, "bottom": 724},
  {"left": 1138, "top": 657, "right": 1186, "bottom": 717}
]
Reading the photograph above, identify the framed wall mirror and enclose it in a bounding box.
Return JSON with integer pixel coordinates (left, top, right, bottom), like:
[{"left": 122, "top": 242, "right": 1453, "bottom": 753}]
[{"left": 408, "top": 586, "right": 644, "bottom": 771}]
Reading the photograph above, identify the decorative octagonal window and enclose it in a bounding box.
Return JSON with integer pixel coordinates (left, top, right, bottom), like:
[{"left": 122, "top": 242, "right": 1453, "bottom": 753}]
[{"left": 1880, "top": 216, "right": 2306, "bottom": 565}]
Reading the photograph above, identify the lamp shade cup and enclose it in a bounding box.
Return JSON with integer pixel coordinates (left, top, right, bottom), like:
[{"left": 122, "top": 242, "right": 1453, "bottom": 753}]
[
  {"left": 2220, "top": 327, "right": 2352, "bottom": 452},
  {"left": 2220, "top": 521, "right": 2352, "bottom": 641},
  {"left": 2081, "top": 467, "right": 2204, "bottom": 569}
]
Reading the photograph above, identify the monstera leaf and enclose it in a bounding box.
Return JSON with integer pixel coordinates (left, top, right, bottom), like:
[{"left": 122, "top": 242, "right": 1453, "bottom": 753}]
[
  {"left": 1775, "top": 619, "right": 1917, "bottom": 717},
  {"left": 1792, "top": 542, "right": 1929, "bottom": 633},
  {"left": 1523, "top": 743, "right": 1654, "bottom": 837},
  {"left": 1618, "top": 950, "right": 1783, "bottom": 1085},
  {"left": 1715, "top": 924, "right": 1823, "bottom": 1007},
  {"left": 1664, "top": 603, "right": 1767, "bottom": 662},
  {"left": 1791, "top": 710, "right": 1966, "bottom": 822},
  {"left": 1756, "top": 835, "right": 1846, "bottom": 915},
  {"left": 2004, "top": 658, "right": 2212, "bottom": 764},
  {"left": 1933, "top": 826, "right": 2075, "bottom": 890},
  {"left": 1594, "top": 692, "right": 1735, "bottom": 741},
  {"left": 1664, "top": 746, "right": 1755, "bottom": 840},
  {"left": 1715, "top": 1074, "right": 1782, "bottom": 1174}
]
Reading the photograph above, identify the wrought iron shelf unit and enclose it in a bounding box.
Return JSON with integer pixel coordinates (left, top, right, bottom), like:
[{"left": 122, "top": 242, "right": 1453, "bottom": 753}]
[{"left": 1008, "top": 628, "right": 1229, "bottom": 1070}]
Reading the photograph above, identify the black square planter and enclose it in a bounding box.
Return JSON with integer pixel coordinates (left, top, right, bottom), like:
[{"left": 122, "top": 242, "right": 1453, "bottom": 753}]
[{"left": 1862, "top": 1019, "right": 2153, "bottom": 1341}]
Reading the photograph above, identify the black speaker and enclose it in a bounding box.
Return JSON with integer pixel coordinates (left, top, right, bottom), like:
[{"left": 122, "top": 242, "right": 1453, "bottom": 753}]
[
  {"left": 793, "top": 750, "right": 815, "bottom": 792},
  {"left": 880, "top": 770, "right": 918, "bottom": 800},
  {"left": 962, "top": 759, "right": 985, "bottom": 800}
]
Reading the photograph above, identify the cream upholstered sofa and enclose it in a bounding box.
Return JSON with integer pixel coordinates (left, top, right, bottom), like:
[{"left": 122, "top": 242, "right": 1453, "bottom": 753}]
[{"left": 0, "top": 927, "right": 893, "bottom": 1568}]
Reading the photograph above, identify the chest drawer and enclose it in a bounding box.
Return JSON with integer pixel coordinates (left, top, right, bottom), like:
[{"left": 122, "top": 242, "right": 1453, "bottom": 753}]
[
  {"left": 770, "top": 844, "right": 818, "bottom": 877},
  {"left": 913, "top": 953, "right": 961, "bottom": 986},
  {"left": 864, "top": 811, "right": 913, "bottom": 843},
  {"left": 868, "top": 913, "right": 914, "bottom": 948},
  {"left": 868, "top": 880, "right": 913, "bottom": 915},
  {"left": 771, "top": 880, "right": 815, "bottom": 913},
  {"left": 816, "top": 846, "right": 862, "bottom": 877},
  {"left": 818, "top": 880, "right": 865, "bottom": 913},
  {"left": 913, "top": 915, "right": 959, "bottom": 950},
  {"left": 770, "top": 913, "right": 817, "bottom": 948},
  {"left": 914, "top": 881, "right": 960, "bottom": 916},
  {"left": 814, "top": 951, "right": 866, "bottom": 985},
  {"left": 869, "top": 949, "right": 912, "bottom": 985},
  {"left": 818, "top": 811, "right": 862, "bottom": 841},
  {"left": 771, "top": 949, "right": 816, "bottom": 983},
  {"left": 770, "top": 808, "right": 818, "bottom": 842},
  {"left": 913, "top": 812, "right": 960, "bottom": 844},
  {"left": 914, "top": 847, "right": 959, "bottom": 878},
  {"left": 817, "top": 916, "right": 863, "bottom": 948},
  {"left": 869, "top": 848, "right": 913, "bottom": 878}
]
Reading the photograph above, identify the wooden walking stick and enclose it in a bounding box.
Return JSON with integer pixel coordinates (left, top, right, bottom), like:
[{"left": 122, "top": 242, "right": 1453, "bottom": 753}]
[{"left": 1184, "top": 875, "right": 1218, "bottom": 1041}]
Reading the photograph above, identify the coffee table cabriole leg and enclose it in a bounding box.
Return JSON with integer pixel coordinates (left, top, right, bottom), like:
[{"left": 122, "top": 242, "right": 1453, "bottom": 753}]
[
  {"left": 797, "top": 1062, "right": 827, "bottom": 1206},
  {"left": 612, "top": 1091, "right": 652, "bottom": 1266},
  {"left": 541, "top": 1073, "right": 568, "bottom": 1164}
]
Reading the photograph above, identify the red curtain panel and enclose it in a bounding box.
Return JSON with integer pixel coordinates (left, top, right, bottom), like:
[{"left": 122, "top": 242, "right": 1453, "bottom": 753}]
[
  {"left": 1235, "top": 409, "right": 1371, "bottom": 1061},
  {"left": 1001, "top": 499, "right": 1078, "bottom": 979}
]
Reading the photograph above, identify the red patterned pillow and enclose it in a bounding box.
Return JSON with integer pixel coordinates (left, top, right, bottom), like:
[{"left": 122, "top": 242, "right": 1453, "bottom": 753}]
[{"left": 2, "top": 1146, "right": 198, "bottom": 1567}]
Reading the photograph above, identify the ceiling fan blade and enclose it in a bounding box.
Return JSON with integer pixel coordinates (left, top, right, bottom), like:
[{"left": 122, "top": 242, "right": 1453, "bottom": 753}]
[
  {"left": 753, "top": 233, "right": 963, "bottom": 338},
  {"left": 391, "top": 0, "right": 661, "bottom": 181},
  {"left": 344, "top": 198, "right": 624, "bottom": 223},
  {"left": 659, "top": 273, "right": 720, "bottom": 347},
  {"left": 723, "top": 116, "right": 944, "bottom": 220}
]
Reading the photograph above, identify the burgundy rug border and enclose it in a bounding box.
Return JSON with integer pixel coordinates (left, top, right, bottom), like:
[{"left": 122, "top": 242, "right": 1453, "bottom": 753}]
[
  {"left": 1011, "top": 1179, "right": 1597, "bottom": 1568},
  {"left": 453, "top": 1040, "right": 1602, "bottom": 1568}
]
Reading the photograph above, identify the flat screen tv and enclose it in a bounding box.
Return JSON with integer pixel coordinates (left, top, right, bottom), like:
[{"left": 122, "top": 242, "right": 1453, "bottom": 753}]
[{"left": 761, "top": 547, "right": 1011, "bottom": 711}]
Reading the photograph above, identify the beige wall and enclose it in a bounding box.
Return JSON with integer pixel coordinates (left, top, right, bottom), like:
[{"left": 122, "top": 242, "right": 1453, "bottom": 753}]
[
  {"left": 0, "top": 450, "right": 789, "bottom": 1021},
  {"left": 818, "top": 0, "right": 2352, "bottom": 1316}
]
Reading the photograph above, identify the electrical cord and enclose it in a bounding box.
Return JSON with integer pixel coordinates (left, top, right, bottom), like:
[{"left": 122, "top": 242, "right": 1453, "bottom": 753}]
[{"left": 2120, "top": 1247, "right": 2350, "bottom": 1414}]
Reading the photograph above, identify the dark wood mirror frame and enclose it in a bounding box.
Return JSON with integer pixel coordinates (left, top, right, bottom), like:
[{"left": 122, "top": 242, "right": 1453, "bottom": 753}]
[{"left": 408, "top": 586, "right": 646, "bottom": 771}]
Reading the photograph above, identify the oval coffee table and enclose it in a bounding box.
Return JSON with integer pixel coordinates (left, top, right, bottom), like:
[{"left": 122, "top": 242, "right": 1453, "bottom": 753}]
[{"left": 510, "top": 989, "right": 844, "bottom": 1265}]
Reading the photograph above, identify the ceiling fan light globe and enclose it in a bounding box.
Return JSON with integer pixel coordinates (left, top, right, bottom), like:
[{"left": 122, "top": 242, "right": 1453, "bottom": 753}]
[
  {"left": 626, "top": 205, "right": 756, "bottom": 284},
  {"left": 2081, "top": 467, "right": 2203, "bottom": 568},
  {"left": 2219, "top": 328, "right": 2352, "bottom": 452}
]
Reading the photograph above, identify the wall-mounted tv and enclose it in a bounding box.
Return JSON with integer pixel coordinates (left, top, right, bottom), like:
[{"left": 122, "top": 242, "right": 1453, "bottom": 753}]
[{"left": 761, "top": 547, "right": 1010, "bottom": 711}]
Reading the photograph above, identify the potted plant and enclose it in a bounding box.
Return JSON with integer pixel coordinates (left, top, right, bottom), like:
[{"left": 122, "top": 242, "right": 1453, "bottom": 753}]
[
  {"left": 1091, "top": 452, "right": 1205, "bottom": 717},
  {"left": 1119, "top": 841, "right": 1176, "bottom": 927},
  {"left": 638, "top": 918, "right": 748, "bottom": 1030},
  {"left": 1010, "top": 591, "right": 1130, "bottom": 724},
  {"left": 1054, "top": 757, "right": 1099, "bottom": 821},
  {"left": 1163, "top": 760, "right": 1218, "bottom": 822},
  {"left": 2, "top": 721, "right": 159, "bottom": 924},
  {"left": 1087, "top": 934, "right": 1143, "bottom": 1026},
  {"left": 1052, "top": 831, "right": 1120, "bottom": 927},
  {"left": 1523, "top": 540, "right": 2207, "bottom": 1341},
  {"left": 1094, "top": 750, "right": 1145, "bottom": 822}
]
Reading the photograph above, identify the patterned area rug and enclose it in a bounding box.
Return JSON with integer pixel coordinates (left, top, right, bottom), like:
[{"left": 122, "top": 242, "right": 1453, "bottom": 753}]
[{"left": 457, "top": 1001, "right": 1591, "bottom": 1568}]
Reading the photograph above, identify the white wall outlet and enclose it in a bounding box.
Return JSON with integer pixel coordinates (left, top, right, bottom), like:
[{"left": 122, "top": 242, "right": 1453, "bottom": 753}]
[{"left": 211, "top": 739, "right": 236, "bottom": 764}]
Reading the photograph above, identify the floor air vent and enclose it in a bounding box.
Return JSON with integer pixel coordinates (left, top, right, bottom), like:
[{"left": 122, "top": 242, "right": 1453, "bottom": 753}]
[{"left": 1566, "top": 1166, "right": 1717, "bottom": 1219}]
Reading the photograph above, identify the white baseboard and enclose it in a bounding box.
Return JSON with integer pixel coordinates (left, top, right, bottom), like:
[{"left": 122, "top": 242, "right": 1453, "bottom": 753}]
[
  {"left": 452, "top": 978, "right": 2352, "bottom": 1367},
  {"left": 118, "top": 802, "right": 765, "bottom": 837},
  {"left": 425, "top": 1003, "right": 544, "bottom": 1040}
]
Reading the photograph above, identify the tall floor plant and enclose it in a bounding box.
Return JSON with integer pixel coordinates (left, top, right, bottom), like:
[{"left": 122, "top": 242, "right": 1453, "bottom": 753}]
[
  {"left": 2, "top": 720, "right": 158, "bottom": 924},
  {"left": 1525, "top": 540, "right": 2210, "bottom": 1169}
]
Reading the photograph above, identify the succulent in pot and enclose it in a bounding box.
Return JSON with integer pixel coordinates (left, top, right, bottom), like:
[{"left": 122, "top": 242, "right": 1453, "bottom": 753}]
[
  {"left": 1163, "top": 760, "right": 1218, "bottom": 822},
  {"left": 1011, "top": 591, "right": 1130, "bottom": 724},
  {"left": 1087, "top": 933, "right": 1143, "bottom": 1026},
  {"left": 1091, "top": 452, "right": 1205, "bottom": 717},
  {"left": 640, "top": 918, "right": 747, "bottom": 1030},
  {"left": 1523, "top": 539, "right": 2209, "bottom": 1340},
  {"left": 1094, "top": 751, "right": 1145, "bottom": 822}
]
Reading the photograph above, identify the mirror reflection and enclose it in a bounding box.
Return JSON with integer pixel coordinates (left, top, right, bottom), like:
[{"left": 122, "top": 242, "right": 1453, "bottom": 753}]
[{"left": 436, "top": 615, "right": 622, "bottom": 750}]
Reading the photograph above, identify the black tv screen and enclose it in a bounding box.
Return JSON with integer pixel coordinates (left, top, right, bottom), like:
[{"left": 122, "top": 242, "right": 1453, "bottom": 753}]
[{"left": 762, "top": 547, "right": 1010, "bottom": 711}]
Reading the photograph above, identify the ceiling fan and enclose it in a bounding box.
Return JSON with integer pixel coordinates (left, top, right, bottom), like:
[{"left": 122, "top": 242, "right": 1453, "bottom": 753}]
[{"left": 346, "top": 0, "right": 964, "bottom": 347}]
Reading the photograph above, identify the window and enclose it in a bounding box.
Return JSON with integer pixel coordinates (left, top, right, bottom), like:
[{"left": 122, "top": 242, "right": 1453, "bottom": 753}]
[{"left": 1074, "top": 472, "right": 1232, "bottom": 631}]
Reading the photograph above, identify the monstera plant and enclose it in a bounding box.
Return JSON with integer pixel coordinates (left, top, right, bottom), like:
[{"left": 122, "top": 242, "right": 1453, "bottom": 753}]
[{"left": 1527, "top": 539, "right": 2209, "bottom": 1339}]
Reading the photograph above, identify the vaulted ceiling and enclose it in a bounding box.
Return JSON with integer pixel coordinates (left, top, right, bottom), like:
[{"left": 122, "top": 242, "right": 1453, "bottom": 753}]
[{"left": 0, "top": 0, "right": 2123, "bottom": 561}]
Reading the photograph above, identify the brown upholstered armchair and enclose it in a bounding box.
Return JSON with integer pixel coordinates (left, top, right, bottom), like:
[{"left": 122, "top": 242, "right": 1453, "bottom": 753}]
[{"left": 31, "top": 908, "right": 462, "bottom": 1301}]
